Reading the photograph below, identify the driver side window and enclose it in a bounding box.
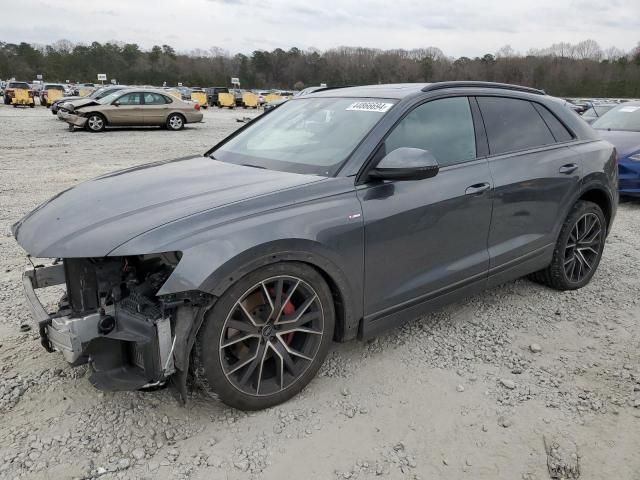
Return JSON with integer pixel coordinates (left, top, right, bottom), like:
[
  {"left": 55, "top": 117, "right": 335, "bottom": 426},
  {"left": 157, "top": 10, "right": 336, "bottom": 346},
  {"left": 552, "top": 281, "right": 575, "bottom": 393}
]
[
  {"left": 117, "top": 93, "right": 142, "bottom": 105},
  {"left": 385, "top": 97, "right": 476, "bottom": 167}
]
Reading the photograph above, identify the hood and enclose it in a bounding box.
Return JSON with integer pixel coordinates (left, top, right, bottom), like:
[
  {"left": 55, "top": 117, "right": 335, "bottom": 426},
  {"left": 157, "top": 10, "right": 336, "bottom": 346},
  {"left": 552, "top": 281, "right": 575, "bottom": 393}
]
[
  {"left": 596, "top": 129, "right": 640, "bottom": 159},
  {"left": 67, "top": 98, "right": 100, "bottom": 110},
  {"left": 12, "top": 156, "right": 325, "bottom": 258},
  {"left": 54, "top": 95, "right": 81, "bottom": 105}
]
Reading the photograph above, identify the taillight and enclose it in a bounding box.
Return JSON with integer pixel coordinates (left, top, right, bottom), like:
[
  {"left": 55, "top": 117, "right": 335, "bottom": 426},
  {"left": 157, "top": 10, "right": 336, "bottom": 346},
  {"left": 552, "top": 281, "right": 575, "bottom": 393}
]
[{"left": 194, "top": 103, "right": 201, "bottom": 111}]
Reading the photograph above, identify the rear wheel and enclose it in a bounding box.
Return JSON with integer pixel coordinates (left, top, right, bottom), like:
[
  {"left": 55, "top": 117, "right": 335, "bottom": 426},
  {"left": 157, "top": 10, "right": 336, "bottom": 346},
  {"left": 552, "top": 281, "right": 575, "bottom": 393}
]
[
  {"left": 85, "top": 113, "right": 106, "bottom": 132},
  {"left": 166, "top": 113, "right": 184, "bottom": 131},
  {"left": 194, "top": 262, "right": 334, "bottom": 410},
  {"left": 530, "top": 200, "right": 606, "bottom": 290}
]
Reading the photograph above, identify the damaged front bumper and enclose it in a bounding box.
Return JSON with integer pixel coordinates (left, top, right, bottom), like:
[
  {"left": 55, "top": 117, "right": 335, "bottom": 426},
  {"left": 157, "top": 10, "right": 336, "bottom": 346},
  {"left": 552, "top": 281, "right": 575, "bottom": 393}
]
[
  {"left": 59, "top": 111, "right": 87, "bottom": 127},
  {"left": 22, "top": 260, "right": 176, "bottom": 391}
]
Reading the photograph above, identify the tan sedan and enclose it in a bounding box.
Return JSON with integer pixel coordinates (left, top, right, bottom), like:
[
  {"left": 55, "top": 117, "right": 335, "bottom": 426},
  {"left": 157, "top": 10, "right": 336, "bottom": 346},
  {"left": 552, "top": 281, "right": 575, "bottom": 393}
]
[{"left": 60, "top": 88, "right": 204, "bottom": 132}]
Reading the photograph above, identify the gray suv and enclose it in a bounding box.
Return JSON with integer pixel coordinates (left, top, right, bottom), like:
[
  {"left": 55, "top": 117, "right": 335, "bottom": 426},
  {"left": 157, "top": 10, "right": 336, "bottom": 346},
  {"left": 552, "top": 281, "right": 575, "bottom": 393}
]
[{"left": 13, "top": 82, "right": 617, "bottom": 410}]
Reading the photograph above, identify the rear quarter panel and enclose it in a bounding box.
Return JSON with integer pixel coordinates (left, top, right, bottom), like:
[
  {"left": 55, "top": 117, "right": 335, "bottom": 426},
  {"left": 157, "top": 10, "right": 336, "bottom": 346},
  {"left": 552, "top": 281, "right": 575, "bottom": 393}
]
[{"left": 571, "top": 139, "right": 618, "bottom": 223}]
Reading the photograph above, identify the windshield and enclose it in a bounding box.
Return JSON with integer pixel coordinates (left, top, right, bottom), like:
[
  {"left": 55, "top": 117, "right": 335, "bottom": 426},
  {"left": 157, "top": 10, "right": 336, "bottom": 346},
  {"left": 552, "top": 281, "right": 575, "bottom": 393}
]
[
  {"left": 213, "top": 97, "right": 396, "bottom": 176},
  {"left": 593, "top": 104, "right": 640, "bottom": 132},
  {"left": 97, "top": 91, "right": 122, "bottom": 105}
]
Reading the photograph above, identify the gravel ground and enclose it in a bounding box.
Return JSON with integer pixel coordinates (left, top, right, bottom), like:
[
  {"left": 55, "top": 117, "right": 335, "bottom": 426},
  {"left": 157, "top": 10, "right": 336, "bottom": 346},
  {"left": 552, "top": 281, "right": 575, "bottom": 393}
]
[{"left": 0, "top": 103, "right": 639, "bottom": 480}]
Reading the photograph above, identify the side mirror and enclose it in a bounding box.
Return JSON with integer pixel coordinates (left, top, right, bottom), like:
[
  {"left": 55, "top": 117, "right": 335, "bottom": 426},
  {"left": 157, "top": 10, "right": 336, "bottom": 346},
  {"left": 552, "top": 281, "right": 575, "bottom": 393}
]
[
  {"left": 112, "top": 101, "right": 120, "bottom": 106},
  {"left": 369, "top": 147, "right": 440, "bottom": 181}
]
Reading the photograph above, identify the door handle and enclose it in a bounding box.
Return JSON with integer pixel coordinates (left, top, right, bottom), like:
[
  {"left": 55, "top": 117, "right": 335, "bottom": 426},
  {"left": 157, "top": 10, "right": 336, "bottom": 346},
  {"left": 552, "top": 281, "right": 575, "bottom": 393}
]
[
  {"left": 559, "top": 163, "right": 578, "bottom": 174},
  {"left": 465, "top": 182, "right": 491, "bottom": 195}
]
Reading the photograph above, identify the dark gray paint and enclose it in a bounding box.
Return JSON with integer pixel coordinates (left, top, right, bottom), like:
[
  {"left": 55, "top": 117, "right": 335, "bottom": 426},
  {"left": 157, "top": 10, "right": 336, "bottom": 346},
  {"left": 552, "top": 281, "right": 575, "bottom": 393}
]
[
  {"left": 359, "top": 158, "right": 493, "bottom": 317},
  {"left": 13, "top": 82, "right": 618, "bottom": 342}
]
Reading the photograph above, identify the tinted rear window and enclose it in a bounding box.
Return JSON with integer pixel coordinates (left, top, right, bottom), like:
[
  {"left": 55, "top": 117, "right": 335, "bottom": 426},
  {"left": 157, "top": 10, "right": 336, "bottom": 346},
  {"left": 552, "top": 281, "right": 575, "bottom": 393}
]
[
  {"left": 477, "top": 97, "right": 556, "bottom": 155},
  {"left": 532, "top": 103, "right": 574, "bottom": 142},
  {"left": 9, "top": 82, "right": 29, "bottom": 89}
]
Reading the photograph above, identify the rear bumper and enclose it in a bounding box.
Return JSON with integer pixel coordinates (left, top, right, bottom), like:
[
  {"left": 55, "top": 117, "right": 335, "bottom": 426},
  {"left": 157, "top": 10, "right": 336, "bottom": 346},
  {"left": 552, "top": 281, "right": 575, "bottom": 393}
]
[
  {"left": 619, "top": 158, "right": 640, "bottom": 196},
  {"left": 185, "top": 112, "right": 204, "bottom": 123}
]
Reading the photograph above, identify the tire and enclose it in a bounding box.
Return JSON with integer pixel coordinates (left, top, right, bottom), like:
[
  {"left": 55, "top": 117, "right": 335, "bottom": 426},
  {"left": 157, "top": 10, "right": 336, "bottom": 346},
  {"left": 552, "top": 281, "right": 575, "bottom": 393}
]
[
  {"left": 85, "top": 113, "right": 106, "bottom": 132},
  {"left": 529, "top": 200, "right": 606, "bottom": 290},
  {"left": 166, "top": 113, "right": 185, "bottom": 131},
  {"left": 194, "top": 262, "right": 335, "bottom": 410},
  {"left": 29, "top": 103, "right": 35, "bottom": 108}
]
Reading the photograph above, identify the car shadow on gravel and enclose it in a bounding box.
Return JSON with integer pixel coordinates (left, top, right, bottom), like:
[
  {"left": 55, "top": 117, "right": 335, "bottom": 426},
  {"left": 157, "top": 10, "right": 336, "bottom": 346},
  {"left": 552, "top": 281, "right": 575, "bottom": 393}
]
[{"left": 66, "top": 126, "right": 204, "bottom": 133}]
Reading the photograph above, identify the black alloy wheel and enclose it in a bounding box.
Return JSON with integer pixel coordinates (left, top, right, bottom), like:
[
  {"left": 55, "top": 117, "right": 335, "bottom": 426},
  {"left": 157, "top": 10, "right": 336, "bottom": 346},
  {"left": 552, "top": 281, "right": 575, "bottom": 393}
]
[{"left": 194, "top": 262, "right": 334, "bottom": 410}]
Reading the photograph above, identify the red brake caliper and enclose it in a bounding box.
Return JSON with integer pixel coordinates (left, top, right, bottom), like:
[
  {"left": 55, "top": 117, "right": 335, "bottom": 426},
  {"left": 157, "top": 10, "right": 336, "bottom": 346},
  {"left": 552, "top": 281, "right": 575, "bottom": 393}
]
[
  {"left": 282, "top": 299, "right": 296, "bottom": 345},
  {"left": 269, "top": 288, "right": 296, "bottom": 345}
]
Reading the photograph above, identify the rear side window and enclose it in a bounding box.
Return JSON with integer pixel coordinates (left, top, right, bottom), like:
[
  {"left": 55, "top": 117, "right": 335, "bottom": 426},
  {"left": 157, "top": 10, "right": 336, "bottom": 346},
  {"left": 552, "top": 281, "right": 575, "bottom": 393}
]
[
  {"left": 384, "top": 97, "right": 476, "bottom": 167},
  {"left": 532, "top": 103, "right": 574, "bottom": 142},
  {"left": 144, "top": 93, "right": 170, "bottom": 105},
  {"left": 477, "top": 97, "right": 556, "bottom": 155}
]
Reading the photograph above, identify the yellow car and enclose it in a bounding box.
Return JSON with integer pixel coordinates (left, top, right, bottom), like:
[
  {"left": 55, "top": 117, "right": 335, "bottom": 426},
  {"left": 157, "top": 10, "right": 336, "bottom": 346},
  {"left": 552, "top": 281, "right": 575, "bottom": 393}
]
[{"left": 4, "top": 81, "right": 35, "bottom": 107}]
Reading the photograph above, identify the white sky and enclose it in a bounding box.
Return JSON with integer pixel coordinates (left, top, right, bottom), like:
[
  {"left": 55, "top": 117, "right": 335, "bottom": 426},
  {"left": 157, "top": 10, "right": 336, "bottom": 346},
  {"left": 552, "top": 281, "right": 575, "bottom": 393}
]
[{"left": 3, "top": 0, "right": 639, "bottom": 57}]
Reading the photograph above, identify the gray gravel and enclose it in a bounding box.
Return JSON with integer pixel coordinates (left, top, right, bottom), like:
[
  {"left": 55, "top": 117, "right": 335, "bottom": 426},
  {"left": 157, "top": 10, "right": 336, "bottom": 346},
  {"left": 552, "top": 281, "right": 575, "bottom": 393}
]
[{"left": 1, "top": 103, "right": 639, "bottom": 479}]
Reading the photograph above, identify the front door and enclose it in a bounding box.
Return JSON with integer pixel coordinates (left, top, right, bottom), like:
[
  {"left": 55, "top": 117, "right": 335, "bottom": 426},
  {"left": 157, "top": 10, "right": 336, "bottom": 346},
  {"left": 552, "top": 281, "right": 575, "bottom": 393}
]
[
  {"left": 358, "top": 96, "right": 493, "bottom": 320},
  {"left": 107, "top": 92, "right": 144, "bottom": 125}
]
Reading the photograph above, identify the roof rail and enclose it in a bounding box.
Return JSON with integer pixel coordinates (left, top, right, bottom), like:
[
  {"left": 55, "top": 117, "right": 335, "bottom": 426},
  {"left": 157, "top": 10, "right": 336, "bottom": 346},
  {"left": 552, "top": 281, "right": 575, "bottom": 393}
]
[
  {"left": 312, "top": 85, "right": 354, "bottom": 93},
  {"left": 421, "top": 81, "right": 545, "bottom": 95}
]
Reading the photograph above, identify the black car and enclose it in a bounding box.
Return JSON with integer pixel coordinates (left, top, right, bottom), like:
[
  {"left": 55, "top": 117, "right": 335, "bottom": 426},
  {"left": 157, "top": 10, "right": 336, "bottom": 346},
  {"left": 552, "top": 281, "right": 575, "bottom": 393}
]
[
  {"left": 14, "top": 82, "right": 617, "bottom": 411},
  {"left": 205, "top": 86, "right": 229, "bottom": 107}
]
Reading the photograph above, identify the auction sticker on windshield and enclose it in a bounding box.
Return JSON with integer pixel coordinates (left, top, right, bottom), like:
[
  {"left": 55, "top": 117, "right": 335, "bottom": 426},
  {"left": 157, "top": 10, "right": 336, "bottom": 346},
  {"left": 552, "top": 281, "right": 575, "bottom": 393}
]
[{"left": 346, "top": 101, "right": 394, "bottom": 113}]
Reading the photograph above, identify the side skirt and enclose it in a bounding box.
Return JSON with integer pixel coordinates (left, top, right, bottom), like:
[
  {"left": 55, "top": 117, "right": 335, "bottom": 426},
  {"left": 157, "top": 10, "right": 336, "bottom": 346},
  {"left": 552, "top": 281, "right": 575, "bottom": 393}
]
[{"left": 359, "top": 244, "right": 554, "bottom": 340}]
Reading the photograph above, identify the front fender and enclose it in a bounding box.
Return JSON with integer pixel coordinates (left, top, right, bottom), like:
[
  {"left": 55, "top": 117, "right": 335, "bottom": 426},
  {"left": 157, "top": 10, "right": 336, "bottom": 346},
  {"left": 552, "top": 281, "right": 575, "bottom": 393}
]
[{"left": 110, "top": 179, "right": 364, "bottom": 337}]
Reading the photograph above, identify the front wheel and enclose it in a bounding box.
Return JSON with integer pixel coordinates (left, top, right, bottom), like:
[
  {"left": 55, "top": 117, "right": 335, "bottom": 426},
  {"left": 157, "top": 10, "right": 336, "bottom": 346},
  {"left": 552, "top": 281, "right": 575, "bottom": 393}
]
[
  {"left": 530, "top": 200, "right": 606, "bottom": 290},
  {"left": 85, "top": 113, "right": 106, "bottom": 132},
  {"left": 194, "top": 262, "right": 335, "bottom": 410},
  {"left": 166, "top": 113, "right": 184, "bottom": 131}
]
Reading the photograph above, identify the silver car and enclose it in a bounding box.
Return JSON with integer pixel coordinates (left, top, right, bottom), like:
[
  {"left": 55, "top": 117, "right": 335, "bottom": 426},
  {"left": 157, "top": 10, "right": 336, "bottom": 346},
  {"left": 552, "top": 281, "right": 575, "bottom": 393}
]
[{"left": 60, "top": 88, "right": 204, "bottom": 132}]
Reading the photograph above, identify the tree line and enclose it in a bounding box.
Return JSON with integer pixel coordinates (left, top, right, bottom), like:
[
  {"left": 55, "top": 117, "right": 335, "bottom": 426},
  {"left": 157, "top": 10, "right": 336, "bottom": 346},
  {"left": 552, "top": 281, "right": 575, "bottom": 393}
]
[{"left": 1, "top": 39, "right": 640, "bottom": 97}]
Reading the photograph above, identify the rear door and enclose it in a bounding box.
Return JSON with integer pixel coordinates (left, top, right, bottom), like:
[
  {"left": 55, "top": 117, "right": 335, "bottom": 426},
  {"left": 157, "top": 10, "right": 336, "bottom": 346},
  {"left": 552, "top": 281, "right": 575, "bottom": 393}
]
[
  {"left": 475, "top": 96, "right": 581, "bottom": 283},
  {"left": 359, "top": 96, "right": 493, "bottom": 320},
  {"left": 108, "top": 92, "right": 144, "bottom": 125},
  {"left": 142, "top": 92, "right": 172, "bottom": 125}
]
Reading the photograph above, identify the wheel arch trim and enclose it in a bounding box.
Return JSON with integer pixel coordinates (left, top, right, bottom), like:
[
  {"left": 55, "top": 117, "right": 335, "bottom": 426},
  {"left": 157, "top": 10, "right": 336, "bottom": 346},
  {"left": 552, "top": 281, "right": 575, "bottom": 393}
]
[{"left": 196, "top": 239, "right": 359, "bottom": 342}]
